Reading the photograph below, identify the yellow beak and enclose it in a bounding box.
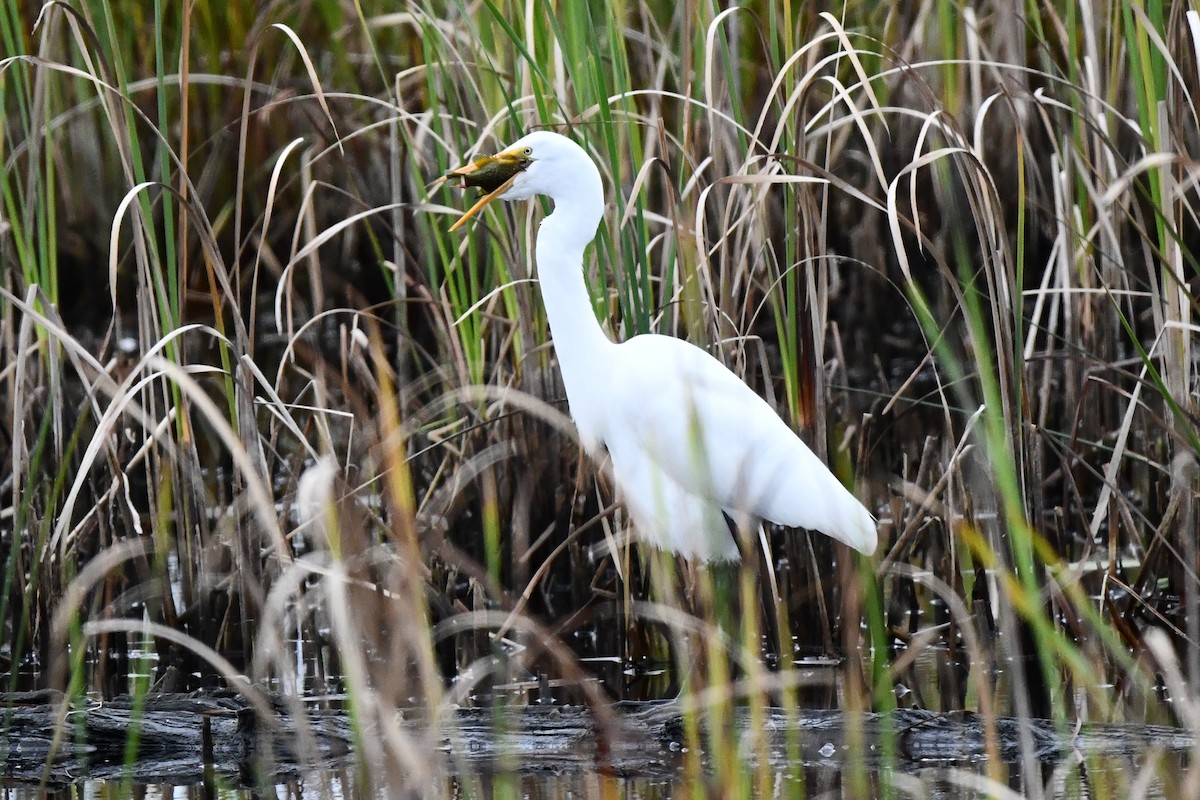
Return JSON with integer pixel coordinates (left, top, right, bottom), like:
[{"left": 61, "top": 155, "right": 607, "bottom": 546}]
[{"left": 433, "top": 148, "right": 531, "bottom": 231}]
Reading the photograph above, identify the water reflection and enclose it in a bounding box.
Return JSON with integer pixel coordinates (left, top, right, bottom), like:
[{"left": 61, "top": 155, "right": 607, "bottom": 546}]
[
  {"left": 0, "top": 749, "right": 1186, "bottom": 800},
  {"left": 4, "top": 606, "right": 1188, "bottom": 799}
]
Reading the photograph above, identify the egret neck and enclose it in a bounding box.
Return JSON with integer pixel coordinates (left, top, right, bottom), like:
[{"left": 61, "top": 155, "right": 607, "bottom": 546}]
[{"left": 534, "top": 167, "right": 613, "bottom": 451}]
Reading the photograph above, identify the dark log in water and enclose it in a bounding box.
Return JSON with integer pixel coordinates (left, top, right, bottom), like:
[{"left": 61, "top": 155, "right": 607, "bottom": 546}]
[{"left": 1, "top": 690, "right": 1193, "bottom": 787}]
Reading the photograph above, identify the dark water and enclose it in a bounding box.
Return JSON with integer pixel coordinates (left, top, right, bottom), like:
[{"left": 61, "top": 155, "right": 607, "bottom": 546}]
[
  {"left": 3, "top": 619, "right": 1191, "bottom": 799},
  {"left": 0, "top": 751, "right": 1186, "bottom": 800}
]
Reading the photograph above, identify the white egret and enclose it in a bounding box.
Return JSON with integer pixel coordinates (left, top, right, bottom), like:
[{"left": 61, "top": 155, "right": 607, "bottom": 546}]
[{"left": 441, "top": 131, "right": 876, "bottom": 562}]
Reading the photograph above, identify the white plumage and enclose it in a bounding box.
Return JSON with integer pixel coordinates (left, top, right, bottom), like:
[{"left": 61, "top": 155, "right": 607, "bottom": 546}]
[{"left": 446, "top": 131, "right": 876, "bottom": 562}]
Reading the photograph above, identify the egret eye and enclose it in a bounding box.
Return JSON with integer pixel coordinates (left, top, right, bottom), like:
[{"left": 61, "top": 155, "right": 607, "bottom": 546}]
[{"left": 522, "top": 147, "right": 533, "bottom": 156}]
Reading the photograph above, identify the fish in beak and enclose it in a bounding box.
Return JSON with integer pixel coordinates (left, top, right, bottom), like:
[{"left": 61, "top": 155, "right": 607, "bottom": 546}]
[{"left": 433, "top": 148, "right": 532, "bottom": 231}]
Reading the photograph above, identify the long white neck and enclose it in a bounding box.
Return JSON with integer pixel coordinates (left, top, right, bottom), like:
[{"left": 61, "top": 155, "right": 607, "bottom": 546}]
[{"left": 535, "top": 164, "right": 613, "bottom": 446}]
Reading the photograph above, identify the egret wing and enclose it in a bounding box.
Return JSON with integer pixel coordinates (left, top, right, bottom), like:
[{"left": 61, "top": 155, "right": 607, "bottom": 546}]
[
  {"left": 609, "top": 334, "right": 876, "bottom": 555},
  {"left": 602, "top": 424, "right": 739, "bottom": 562}
]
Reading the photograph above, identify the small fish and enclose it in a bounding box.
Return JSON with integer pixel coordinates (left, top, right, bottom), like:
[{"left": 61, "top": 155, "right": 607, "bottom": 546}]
[
  {"left": 433, "top": 152, "right": 531, "bottom": 194},
  {"left": 456, "top": 154, "right": 529, "bottom": 193},
  {"left": 434, "top": 148, "right": 534, "bottom": 230}
]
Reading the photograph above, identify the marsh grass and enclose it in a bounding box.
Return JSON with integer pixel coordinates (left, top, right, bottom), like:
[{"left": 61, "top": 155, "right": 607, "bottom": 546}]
[{"left": 1, "top": 1, "right": 1198, "bottom": 797}]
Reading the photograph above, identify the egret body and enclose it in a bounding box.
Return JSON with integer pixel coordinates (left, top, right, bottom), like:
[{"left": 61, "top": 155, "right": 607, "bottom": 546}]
[{"left": 443, "top": 131, "right": 876, "bottom": 561}]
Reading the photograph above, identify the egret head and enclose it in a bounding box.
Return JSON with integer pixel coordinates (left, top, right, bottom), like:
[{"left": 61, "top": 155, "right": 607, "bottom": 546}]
[{"left": 441, "top": 131, "right": 598, "bottom": 231}]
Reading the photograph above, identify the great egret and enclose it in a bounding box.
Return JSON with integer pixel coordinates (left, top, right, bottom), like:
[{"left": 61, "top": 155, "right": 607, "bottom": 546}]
[{"left": 441, "top": 131, "right": 877, "bottom": 562}]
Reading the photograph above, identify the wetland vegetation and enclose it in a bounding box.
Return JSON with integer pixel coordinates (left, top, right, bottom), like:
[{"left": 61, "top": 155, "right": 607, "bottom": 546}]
[{"left": 1, "top": 0, "right": 1199, "bottom": 797}]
